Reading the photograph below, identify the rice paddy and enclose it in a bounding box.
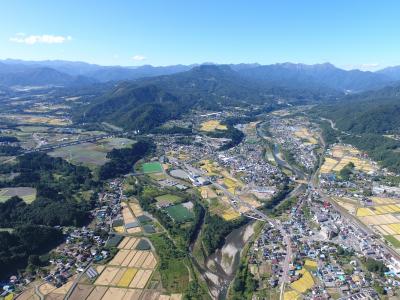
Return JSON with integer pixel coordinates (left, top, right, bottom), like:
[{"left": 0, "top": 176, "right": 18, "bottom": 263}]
[
  {"left": 320, "top": 144, "right": 376, "bottom": 174},
  {"left": 290, "top": 269, "right": 314, "bottom": 293},
  {"left": 294, "top": 127, "right": 318, "bottom": 145},
  {"left": 284, "top": 290, "right": 301, "bottom": 300},
  {"left": 199, "top": 120, "right": 227, "bottom": 132},
  {"left": 67, "top": 237, "right": 161, "bottom": 300}
]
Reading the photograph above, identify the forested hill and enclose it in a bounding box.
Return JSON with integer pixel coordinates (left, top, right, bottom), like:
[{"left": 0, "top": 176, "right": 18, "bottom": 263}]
[
  {"left": 314, "top": 85, "right": 400, "bottom": 134},
  {"left": 76, "top": 65, "right": 336, "bottom": 131}
]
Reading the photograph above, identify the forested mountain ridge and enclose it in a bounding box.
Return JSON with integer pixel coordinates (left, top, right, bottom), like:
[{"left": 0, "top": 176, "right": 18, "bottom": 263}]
[
  {"left": 315, "top": 84, "right": 400, "bottom": 134},
  {"left": 237, "top": 62, "right": 394, "bottom": 92},
  {"left": 76, "top": 64, "right": 336, "bottom": 131}
]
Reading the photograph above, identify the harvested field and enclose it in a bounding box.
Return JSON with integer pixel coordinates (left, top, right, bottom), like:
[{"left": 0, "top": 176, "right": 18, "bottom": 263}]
[
  {"left": 39, "top": 283, "right": 56, "bottom": 295},
  {"left": 95, "top": 267, "right": 120, "bottom": 285},
  {"left": 86, "top": 286, "right": 108, "bottom": 300},
  {"left": 111, "top": 268, "right": 127, "bottom": 285},
  {"left": 118, "top": 237, "right": 131, "bottom": 249},
  {"left": 122, "top": 289, "right": 142, "bottom": 299},
  {"left": 109, "top": 250, "right": 130, "bottom": 266},
  {"left": 51, "top": 280, "right": 74, "bottom": 295},
  {"left": 129, "top": 251, "right": 149, "bottom": 268},
  {"left": 15, "top": 288, "right": 39, "bottom": 300},
  {"left": 122, "top": 202, "right": 136, "bottom": 224},
  {"left": 96, "top": 265, "right": 106, "bottom": 274},
  {"left": 121, "top": 251, "right": 137, "bottom": 267},
  {"left": 284, "top": 290, "right": 300, "bottom": 300},
  {"left": 142, "top": 252, "right": 157, "bottom": 269},
  {"left": 0, "top": 187, "right": 36, "bottom": 203},
  {"left": 360, "top": 214, "right": 400, "bottom": 225},
  {"left": 68, "top": 284, "right": 94, "bottom": 300},
  {"left": 101, "top": 287, "right": 127, "bottom": 300},
  {"left": 129, "top": 269, "right": 152, "bottom": 289},
  {"left": 45, "top": 293, "right": 64, "bottom": 300},
  {"left": 125, "top": 237, "right": 139, "bottom": 250},
  {"left": 129, "top": 202, "right": 143, "bottom": 216}
]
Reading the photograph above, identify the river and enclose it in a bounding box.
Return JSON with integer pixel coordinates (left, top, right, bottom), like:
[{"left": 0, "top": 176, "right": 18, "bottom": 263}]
[{"left": 194, "top": 221, "right": 256, "bottom": 300}]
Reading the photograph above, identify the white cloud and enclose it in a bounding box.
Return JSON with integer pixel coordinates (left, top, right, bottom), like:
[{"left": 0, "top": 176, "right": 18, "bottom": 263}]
[
  {"left": 132, "top": 55, "right": 146, "bottom": 61},
  {"left": 9, "top": 33, "right": 72, "bottom": 45}
]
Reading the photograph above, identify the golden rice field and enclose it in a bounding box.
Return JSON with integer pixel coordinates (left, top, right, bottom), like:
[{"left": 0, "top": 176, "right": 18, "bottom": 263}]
[
  {"left": 200, "top": 120, "right": 227, "bottom": 132},
  {"left": 304, "top": 259, "right": 318, "bottom": 270},
  {"left": 320, "top": 145, "right": 376, "bottom": 174},
  {"left": 222, "top": 209, "right": 241, "bottom": 221},
  {"left": 290, "top": 269, "right": 314, "bottom": 293},
  {"left": 356, "top": 204, "right": 400, "bottom": 217},
  {"left": 284, "top": 290, "right": 301, "bottom": 300},
  {"left": 294, "top": 127, "right": 318, "bottom": 144},
  {"left": 200, "top": 159, "right": 220, "bottom": 175}
]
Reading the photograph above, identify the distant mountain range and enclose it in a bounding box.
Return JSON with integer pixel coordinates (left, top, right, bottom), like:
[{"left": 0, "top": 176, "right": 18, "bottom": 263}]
[
  {"left": 77, "top": 64, "right": 337, "bottom": 131},
  {"left": 1, "top": 59, "right": 400, "bottom": 92}
]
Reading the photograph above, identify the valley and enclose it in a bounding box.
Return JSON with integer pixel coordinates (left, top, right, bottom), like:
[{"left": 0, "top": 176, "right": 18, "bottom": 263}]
[{"left": 0, "top": 62, "right": 400, "bottom": 300}]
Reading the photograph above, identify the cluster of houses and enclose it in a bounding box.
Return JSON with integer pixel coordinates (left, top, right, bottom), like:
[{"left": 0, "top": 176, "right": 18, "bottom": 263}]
[{"left": 269, "top": 116, "right": 318, "bottom": 171}]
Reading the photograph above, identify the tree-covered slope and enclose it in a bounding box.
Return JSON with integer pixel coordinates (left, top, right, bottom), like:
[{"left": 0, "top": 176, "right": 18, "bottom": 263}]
[
  {"left": 316, "top": 85, "right": 400, "bottom": 134},
  {"left": 77, "top": 65, "right": 336, "bottom": 131}
]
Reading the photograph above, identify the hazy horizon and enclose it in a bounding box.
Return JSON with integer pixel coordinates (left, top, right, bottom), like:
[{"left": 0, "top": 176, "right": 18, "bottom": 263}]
[{"left": 2, "top": 1, "right": 400, "bottom": 71}]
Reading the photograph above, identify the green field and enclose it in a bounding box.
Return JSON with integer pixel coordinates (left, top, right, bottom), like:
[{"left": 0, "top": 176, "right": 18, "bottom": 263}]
[
  {"left": 155, "top": 194, "right": 182, "bottom": 203},
  {"left": 385, "top": 235, "right": 400, "bottom": 248},
  {"left": 49, "top": 137, "right": 134, "bottom": 169},
  {"left": 165, "top": 203, "right": 194, "bottom": 222},
  {"left": 142, "top": 162, "right": 163, "bottom": 174},
  {"left": 0, "top": 187, "right": 36, "bottom": 203}
]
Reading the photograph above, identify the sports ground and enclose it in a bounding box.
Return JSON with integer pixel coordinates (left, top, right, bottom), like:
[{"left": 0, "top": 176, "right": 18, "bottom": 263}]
[
  {"left": 165, "top": 204, "right": 194, "bottom": 222},
  {"left": 142, "top": 162, "right": 163, "bottom": 174}
]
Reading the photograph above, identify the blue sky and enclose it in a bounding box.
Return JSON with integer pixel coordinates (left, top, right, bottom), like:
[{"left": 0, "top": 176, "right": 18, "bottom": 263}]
[{"left": 1, "top": 0, "right": 400, "bottom": 70}]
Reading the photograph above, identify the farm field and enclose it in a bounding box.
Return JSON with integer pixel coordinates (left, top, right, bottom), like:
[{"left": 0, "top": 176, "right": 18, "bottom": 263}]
[
  {"left": 155, "top": 194, "right": 182, "bottom": 204},
  {"left": 165, "top": 203, "right": 194, "bottom": 222},
  {"left": 0, "top": 114, "right": 71, "bottom": 126},
  {"left": 49, "top": 138, "right": 134, "bottom": 168},
  {"left": 290, "top": 269, "right": 314, "bottom": 293},
  {"left": 0, "top": 187, "right": 36, "bottom": 203},
  {"left": 284, "top": 290, "right": 300, "bottom": 300},
  {"left": 142, "top": 162, "right": 163, "bottom": 174},
  {"left": 335, "top": 195, "right": 400, "bottom": 252},
  {"left": 294, "top": 127, "right": 318, "bottom": 144},
  {"left": 207, "top": 197, "right": 240, "bottom": 221},
  {"left": 68, "top": 284, "right": 180, "bottom": 300},
  {"left": 68, "top": 237, "right": 160, "bottom": 299},
  {"left": 199, "top": 120, "right": 227, "bottom": 132},
  {"left": 320, "top": 144, "right": 377, "bottom": 174}
]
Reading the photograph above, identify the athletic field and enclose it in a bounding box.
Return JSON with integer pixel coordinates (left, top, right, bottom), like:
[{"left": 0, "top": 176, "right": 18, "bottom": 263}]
[
  {"left": 142, "top": 162, "right": 163, "bottom": 174},
  {"left": 165, "top": 204, "right": 194, "bottom": 222}
]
